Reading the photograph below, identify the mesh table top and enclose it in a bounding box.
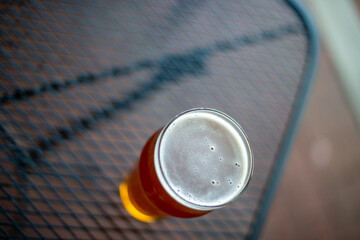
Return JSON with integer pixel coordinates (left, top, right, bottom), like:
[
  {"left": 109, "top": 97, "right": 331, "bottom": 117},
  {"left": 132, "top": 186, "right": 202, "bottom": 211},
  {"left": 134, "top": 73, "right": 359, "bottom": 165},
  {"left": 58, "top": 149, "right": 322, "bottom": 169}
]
[{"left": 0, "top": 0, "right": 317, "bottom": 239}]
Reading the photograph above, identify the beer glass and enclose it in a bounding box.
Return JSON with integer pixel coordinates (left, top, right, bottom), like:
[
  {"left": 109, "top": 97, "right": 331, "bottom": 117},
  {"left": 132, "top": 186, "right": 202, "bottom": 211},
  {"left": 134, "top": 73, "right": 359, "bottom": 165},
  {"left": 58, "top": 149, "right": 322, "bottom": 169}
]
[{"left": 119, "top": 108, "right": 253, "bottom": 222}]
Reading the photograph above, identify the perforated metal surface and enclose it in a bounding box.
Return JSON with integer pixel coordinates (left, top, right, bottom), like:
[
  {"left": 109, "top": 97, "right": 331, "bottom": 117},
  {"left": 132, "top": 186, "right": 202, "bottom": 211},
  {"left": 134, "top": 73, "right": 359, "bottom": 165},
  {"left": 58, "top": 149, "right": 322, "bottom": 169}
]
[{"left": 0, "top": 0, "right": 315, "bottom": 239}]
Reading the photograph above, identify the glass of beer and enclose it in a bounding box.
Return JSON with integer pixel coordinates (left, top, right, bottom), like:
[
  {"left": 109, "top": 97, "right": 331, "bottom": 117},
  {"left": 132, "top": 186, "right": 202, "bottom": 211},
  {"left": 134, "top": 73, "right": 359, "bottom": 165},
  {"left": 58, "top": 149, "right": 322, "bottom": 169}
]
[{"left": 119, "top": 108, "right": 253, "bottom": 222}]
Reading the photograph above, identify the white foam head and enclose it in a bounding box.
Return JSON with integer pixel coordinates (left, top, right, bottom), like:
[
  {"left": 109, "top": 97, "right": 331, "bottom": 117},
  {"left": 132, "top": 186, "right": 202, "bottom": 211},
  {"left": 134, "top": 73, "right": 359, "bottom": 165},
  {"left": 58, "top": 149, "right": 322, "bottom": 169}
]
[{"left": 154, "top": 108, "right": 253, "bottom": 210}]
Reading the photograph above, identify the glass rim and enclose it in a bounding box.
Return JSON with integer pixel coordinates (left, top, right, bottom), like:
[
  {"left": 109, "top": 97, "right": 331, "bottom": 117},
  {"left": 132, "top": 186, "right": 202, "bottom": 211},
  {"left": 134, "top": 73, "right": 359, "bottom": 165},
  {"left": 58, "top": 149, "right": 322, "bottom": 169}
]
[{"left": 154, "top": 108, "right": 254, "bottom": 211}]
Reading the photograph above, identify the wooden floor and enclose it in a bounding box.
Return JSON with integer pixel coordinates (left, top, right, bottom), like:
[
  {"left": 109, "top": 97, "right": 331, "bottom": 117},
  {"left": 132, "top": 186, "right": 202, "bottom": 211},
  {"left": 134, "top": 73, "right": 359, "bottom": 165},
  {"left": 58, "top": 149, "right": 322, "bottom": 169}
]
[{"left": 260, "top": 48, "right": 360, "bottom": 239}]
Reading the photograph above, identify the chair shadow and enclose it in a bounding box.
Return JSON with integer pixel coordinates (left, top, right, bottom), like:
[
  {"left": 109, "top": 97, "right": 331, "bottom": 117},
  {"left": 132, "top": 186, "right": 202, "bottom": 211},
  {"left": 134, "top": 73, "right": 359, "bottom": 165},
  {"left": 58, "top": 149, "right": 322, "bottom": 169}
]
[{"left": 0, "top": 23, "right": 301, "bottom": 170}]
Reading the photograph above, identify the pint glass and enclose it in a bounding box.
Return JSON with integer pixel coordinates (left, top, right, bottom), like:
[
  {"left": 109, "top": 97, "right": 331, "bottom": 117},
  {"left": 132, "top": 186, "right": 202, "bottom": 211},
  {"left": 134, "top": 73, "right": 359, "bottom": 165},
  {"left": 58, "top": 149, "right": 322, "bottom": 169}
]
[{"left": 120, "top": 108, "right": 253, "bottom": 222}]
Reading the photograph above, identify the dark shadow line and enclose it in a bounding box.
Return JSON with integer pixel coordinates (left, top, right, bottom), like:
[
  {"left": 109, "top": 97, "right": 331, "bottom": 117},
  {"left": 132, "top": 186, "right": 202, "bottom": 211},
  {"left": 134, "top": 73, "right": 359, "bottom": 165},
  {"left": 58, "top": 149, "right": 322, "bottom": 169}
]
[
  {"left": 0, "top": 123, "right": 60, "bottom": 238},
  {"left": 0, "top": 60, "right": 156, "bottom": 105},
  {"left": 2, "top": 23, "right": 303, "bottom": 167},
  {"left": 0, "top": 23, "right": 301, "bottom": 106},
  {"left": 28, "top": 47, "right": 212, "bottom": 162},
  {"left": 0, "top": 122, "right": 115, "bottom": 239}
]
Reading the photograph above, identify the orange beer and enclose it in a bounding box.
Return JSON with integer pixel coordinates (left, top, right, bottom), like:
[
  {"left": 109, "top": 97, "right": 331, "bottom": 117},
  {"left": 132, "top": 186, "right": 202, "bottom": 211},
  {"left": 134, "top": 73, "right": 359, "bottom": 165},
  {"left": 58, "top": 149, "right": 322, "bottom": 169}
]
[{"left": 120, "top": 108, "right": 253, "bottom": 222}]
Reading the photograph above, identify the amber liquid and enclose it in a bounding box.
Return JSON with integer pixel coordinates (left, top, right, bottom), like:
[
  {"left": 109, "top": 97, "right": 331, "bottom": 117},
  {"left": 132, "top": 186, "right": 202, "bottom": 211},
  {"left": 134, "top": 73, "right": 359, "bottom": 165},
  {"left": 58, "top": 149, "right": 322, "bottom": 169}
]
[{"left": 120, "top": 129, "right": 210, "bottom": 222}]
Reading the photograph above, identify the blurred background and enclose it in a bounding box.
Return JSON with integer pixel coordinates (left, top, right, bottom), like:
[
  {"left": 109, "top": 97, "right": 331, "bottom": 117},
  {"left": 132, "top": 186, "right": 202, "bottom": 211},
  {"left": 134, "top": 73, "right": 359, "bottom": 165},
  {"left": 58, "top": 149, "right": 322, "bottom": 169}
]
[
  {"left": 261, "top": 0, "right": 360, "bottom": 239},
  {"left": 1, "top": 0, "right": 359, "bottom": 239}
]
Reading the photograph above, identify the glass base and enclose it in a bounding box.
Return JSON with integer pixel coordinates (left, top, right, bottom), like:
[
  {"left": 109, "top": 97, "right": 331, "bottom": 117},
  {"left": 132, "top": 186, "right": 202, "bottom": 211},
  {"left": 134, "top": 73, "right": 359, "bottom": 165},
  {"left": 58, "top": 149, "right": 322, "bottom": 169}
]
[{"left": 119, "top": 182, "right": 157, "bottom": 223}]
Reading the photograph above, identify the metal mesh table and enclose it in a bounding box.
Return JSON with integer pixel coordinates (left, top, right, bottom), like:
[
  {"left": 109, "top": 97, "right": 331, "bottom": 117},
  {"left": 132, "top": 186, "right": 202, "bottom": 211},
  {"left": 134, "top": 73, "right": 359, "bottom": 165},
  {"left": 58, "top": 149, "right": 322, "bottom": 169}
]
[{"left": 0, "top": 0, "right": 318, "bottom": 239}]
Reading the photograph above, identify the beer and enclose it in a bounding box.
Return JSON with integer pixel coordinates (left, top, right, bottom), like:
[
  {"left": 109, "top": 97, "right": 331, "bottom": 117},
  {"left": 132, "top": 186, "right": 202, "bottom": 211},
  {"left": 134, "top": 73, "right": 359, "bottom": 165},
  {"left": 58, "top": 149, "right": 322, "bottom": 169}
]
[{"left": 120, "top": 108, "right": 253, "bottom": 222}]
